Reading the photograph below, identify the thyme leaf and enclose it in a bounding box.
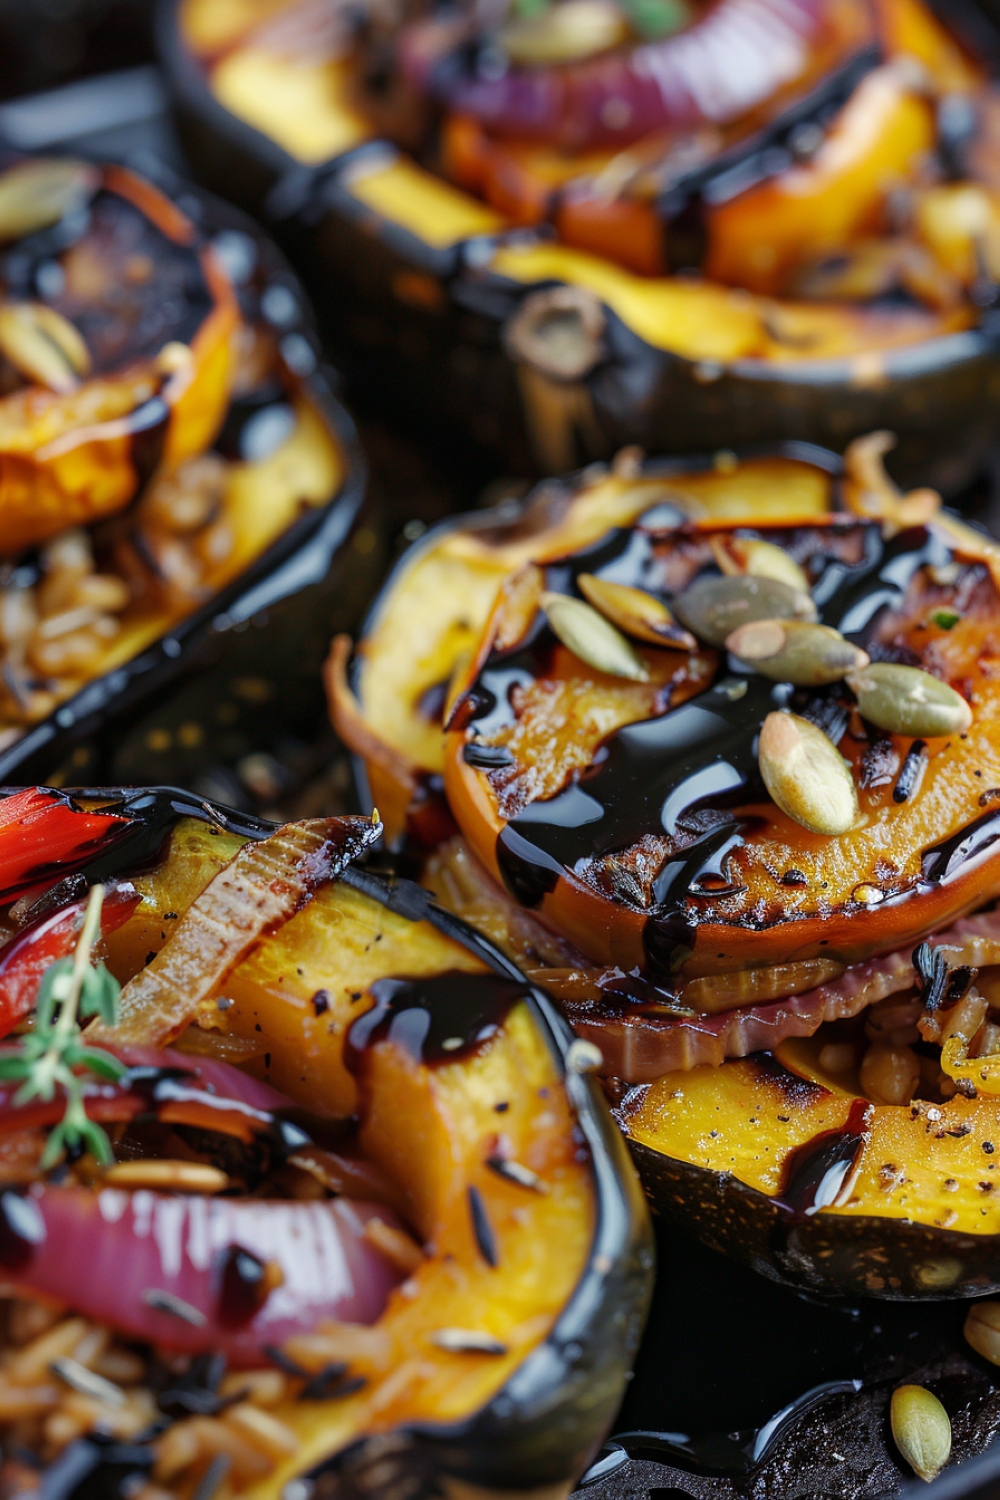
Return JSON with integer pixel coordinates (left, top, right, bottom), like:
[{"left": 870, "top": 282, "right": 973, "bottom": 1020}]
[{"left": 8, "top": 884, "right": 125, "bottom": 1168}]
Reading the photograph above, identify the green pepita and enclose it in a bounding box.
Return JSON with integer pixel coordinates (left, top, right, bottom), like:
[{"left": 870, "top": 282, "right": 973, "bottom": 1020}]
[
  {"left": 578, "top": 573, "right": 696, "bottom": 650},
  {"left": 845, "top": 663, "right": 972, "bottom": 737},
  {"left": 674, "top": 574, "right": 816, "bottom": 648},
  {"left": 0, "top": 159, "right": 98, "bottom": 244},
  {"left": 758, "top": 711, "right": 858, "bottom": 836},
  {"left": 501, "top": 0, "right": 628, "bottom": 65},
  {"left": 725, "top": 619, "right": 869, "bottom": 686},
  {"left": 542, "top": 591, "right": 650, "bottom": 681},
  {"left": 709, "top": 536, "right": 811, "bottom": 594},
  {"left": 890, "top": 1384, "right": 951, "bottom": 1483}
]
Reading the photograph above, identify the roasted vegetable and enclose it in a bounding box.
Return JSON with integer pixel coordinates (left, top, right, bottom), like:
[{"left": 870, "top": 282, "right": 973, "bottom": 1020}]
[
  {"left": 0, "top": 159, "right": 371, "bottom": 796},
  {"left": 0, "top": 788, "right": 651, "bottom": 1493},
  {"left": 335, "top": 427, "right": 1000, "bottom": 1298},
  {"left": 328, "top": 444, "right": 838, "bottom": 845},
  {"left": 441, "top": 487, "right": 1000, "bottom": 980},
  {"left": 162, "top": 0, "right": 1000, "bottom": 490}
]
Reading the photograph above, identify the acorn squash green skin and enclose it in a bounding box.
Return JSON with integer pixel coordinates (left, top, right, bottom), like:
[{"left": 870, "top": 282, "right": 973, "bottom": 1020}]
[
  {"left": 625, "top": 1137, "right": 1000, "bottom": 1303},
  {"left": 158, "top": 0, "right": 1000, "bottom": 495},
  {"left": 335, "top": 867, "right": 656, "bottom": 1492},
  {"left": 0, "top": 181, "right": 375, "bottom": 798}
]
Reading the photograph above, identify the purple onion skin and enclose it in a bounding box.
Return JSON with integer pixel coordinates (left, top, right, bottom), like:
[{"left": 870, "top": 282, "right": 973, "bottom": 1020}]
[
  {"left": 6, "top": 1185, "right": 405, "bottom": 1366},
  {"left": 407, "top": 0, "right": 834, "bottom": 151}
]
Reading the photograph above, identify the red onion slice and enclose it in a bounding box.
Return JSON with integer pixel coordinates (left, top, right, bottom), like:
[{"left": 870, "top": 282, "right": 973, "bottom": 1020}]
[
  {"left": 408, "top": 0, "right": 839, "bottom": 149},
  {"left": 0, "top": 1185, "right": 406, "bottom": 1366},
  {"left": 572, "top": 906, "right": 1000, "bottom": 1079}
]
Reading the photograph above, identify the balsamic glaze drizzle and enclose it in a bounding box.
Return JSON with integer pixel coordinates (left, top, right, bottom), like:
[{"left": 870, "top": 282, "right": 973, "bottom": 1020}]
[
  {"left": 345, "top": 972, "right": 528, "bottom": 1068},
  {"left": 461, "top": 521, "right": 971, "bottom": 968}
]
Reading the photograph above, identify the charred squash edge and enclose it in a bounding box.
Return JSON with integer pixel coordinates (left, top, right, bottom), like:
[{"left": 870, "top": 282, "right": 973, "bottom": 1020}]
[
  {"left": 0, "top": 173, "right": 366, "bottom": 788},
  {"left": 158, "top": 0, "right": 1000, "bottom": 494}
]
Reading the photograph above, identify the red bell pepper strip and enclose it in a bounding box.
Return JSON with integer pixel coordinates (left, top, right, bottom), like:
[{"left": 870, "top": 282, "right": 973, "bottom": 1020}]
[
  {"left": 0, "top": 789, "right": 130, "bottom": 905},
  {"left": 0, "top": 883, "right": 140, "bottom": 1040}
]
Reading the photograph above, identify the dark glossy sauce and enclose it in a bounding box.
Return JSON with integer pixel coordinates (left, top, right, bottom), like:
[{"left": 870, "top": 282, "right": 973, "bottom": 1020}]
[
  {"left": 217, "top": 1245, "right": 271, "bottom": 1328},
  {"left": 345, "top": 972, "right": 528, "bottom": 1068},
  {"left": 580, "top": 1379, "right": 863, "bottom": 1483},
  {"left": 461, "top": 521, "right": 961, "bottom": 968},
  {"left": 774, "top": 1098, "right": 872, "bottom": 1219},
  {"left": 49, "top": 788, "right": 276, "bottom": 897}
]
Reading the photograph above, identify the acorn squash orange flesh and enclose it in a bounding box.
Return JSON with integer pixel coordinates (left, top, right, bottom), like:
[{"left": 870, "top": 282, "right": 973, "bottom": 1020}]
[
  {"left": 93, "top": 813, "right": 653, "bottom": 1495},
  {"left": 617, "top": 1047, "right": 1000, "bottom": 1299},
  {"left": 443, "top": 512, "right": 1000, "bottom": 980},
  {"left": 328, "top": 450, "right": 835, "bottom": 845},
  {"left": 0, "top": 163, "right": 237, "bottom": 555}
]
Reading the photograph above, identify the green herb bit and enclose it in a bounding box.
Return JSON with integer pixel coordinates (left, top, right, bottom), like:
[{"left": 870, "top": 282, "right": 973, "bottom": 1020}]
[
  {"left": 932, "top": 610, "right": 960, "bottom": 630},
  {"left": 0, "top": 884, "right": 125, "bottom": 1168}
]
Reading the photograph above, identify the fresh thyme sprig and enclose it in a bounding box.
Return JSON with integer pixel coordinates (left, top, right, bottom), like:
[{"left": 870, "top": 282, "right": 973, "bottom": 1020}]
[{"left": 0, "top": 884, "right": 125, "bottom": 1168}]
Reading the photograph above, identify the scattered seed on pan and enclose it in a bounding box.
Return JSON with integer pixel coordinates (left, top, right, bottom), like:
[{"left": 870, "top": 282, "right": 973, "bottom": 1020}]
[
  {"left": 468, "top": 1185, "right": 498, "bottom": 1267},
  {"left": 893, "top": 740, "right": 927, "bottom": 804},
  {"left": 312, "top": 989, "right": 331, "bottom": 1016},
  {"left": 980, "top": 788, "right": 1000, "bottom": 807},
  {"left": 890, "top": 1384, "right": 951, "bottom": 1483},
  {"left": 192, "top": 1454, "right": 232, "bottom": 1500},
  {"left": 432, "top": 1329, "right": 508, "bottom": 1355},
  {"left": 141, "top": 1288, "right": 207, "bottom": 1326},
  {"left": 463, "top": 742, "right": 516, "bottom": 769},
  {"left": 50, "top": 1358, "right": 125, "bottom": 1407},
  {"left": 486, "top": 1156, "right": 547, "bottom": 1192}
]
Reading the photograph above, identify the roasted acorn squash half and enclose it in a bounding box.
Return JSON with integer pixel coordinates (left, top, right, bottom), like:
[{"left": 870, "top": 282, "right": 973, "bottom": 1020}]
[
  {"left": 0, "top": 158, "right": 369, "bottom": 794},
  {"left": 162, "top": 0, "right": 1000, "bottom": 491},
  {"left": 0, "top": 786, "right": 652, "bottom": 1496},
  {"left": 333, "top": 432, "right": 1000, "bottom": 1298},
  {"left": 328, "top": 443, "right": 839, "bottom": 847}
]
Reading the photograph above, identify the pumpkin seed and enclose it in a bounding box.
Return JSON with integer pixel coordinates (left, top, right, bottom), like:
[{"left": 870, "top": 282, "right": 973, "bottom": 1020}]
[
  {"left": 725, "top": 620, "right": 869, "bottom": 686},
  {"left": 0, "top": 158, "right": 98, "bottom": 243},
  {"left": 0, "top": 302, "right": 90, "bottom": 393},
  {"left": 709, "top": 536, "right": 810, "bottom": 594},
  {"left": 674, "top": 574, "right": 816, "bottom": 648},
  {"left": 845, "top": 663, "right": 972, "bottom": 737},
  {"left": 890, "top": 1384, "right": 951, "bottom": 1483},
  {"left": 542, "top": 592, "right": 649, "bottom": 681},
  {"left": 964, "top": 1301, "right": 1000, "bottom": 1366},
  {"left": 578, "top": 573, "right": 696, "bottom": 650},
  {"left": 501, "top": 0, "right": 628, "bottom": 65},
  {"left": 758, "top": 711, "right": 858, "bottom": 836}
]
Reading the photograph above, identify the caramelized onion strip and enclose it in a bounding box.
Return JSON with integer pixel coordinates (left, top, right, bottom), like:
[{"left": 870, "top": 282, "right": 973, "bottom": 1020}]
[
  {"left": 572, "top": 908, "right": 1000, "bottom": 1080},
  {"left": 88, "top": 817, "right": 379, "bottom": 1047}
]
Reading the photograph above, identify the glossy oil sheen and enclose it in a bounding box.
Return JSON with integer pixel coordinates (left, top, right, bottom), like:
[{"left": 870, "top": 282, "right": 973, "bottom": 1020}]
[{"left": 463, "top": 522, "right": 956, "bottom": 969}]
